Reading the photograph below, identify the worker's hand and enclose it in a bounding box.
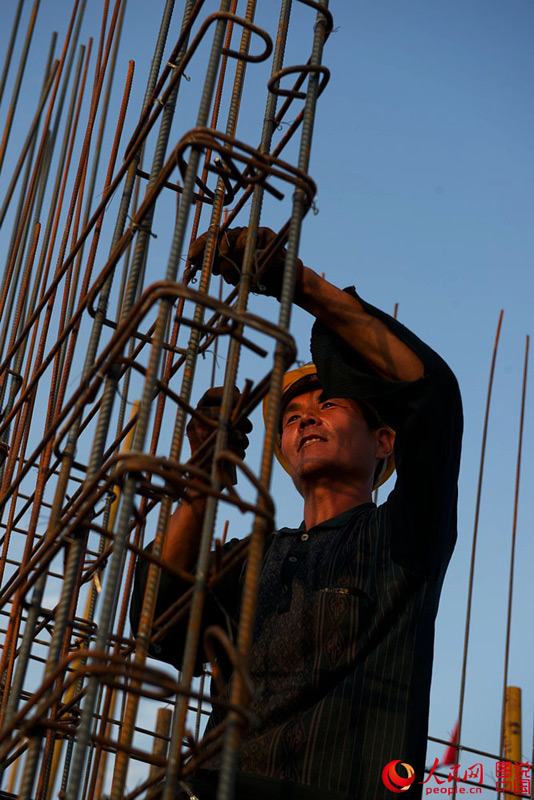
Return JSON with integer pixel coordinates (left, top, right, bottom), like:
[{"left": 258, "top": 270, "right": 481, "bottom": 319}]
[
  {"left": 188, "top": 226, "right": 303, "bottom": 299},
  {"left": 186, "top": 386, "right": 252, "bottom": 484}
]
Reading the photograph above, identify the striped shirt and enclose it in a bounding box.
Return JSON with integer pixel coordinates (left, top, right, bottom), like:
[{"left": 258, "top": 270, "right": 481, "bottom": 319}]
[{"left": 131, "top": 291, "right": 463, "bottom": 799}]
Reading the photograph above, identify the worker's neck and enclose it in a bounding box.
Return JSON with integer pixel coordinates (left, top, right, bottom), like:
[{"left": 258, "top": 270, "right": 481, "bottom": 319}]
[{"left": 300, "top": 478, "right": 373, "bottom": 530}]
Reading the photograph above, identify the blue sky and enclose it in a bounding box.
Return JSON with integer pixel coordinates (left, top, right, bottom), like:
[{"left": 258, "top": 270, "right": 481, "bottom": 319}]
[{"left": 0, "top": 0, "right": 532, "bottom": 793}]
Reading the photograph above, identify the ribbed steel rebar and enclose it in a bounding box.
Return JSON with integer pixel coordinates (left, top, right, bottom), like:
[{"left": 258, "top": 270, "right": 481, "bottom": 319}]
[{"left": 0, "top": 2, "right": 335, "bottom": 796}]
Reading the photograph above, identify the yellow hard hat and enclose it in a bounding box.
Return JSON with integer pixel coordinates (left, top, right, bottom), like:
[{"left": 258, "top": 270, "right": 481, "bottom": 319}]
[{"left": 262, "top": 363, "right": 395, "bottom": 489}]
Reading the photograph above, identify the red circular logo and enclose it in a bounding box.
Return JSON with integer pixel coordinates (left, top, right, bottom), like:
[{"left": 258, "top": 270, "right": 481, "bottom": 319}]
[{"left": 381, "top": 760, "right": 416, "bottom": 793}]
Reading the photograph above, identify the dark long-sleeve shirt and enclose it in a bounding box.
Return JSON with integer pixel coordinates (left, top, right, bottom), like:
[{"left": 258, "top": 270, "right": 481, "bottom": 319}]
[{"left": 130, "top": 290, "right": 463, "bottom": 800}]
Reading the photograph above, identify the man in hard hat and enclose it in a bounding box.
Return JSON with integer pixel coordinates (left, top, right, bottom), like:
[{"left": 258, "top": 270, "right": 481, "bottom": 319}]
[{"left": 131, "top": 228, "right": 463, "bottom": 800}]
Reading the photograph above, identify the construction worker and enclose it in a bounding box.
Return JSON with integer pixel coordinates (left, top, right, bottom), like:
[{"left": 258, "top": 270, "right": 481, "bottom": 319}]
[{"left": 131, "top": 227, "right": 463, "bottom": 799}]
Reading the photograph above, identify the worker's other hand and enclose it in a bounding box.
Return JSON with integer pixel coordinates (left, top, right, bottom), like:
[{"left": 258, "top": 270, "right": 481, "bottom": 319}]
[
  {"left": 188, "top": 226, "right": 303, "bottom": 299},
  {"left": 186, "top": 386, "right": 252, "bottom": 483}
]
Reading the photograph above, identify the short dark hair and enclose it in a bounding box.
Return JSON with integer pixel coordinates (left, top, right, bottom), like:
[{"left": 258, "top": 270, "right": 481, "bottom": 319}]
[
  {"left": 355, "top": 400, "right": 389, "bottom": 486},
  {"left": 357, "top": 400, "right": 386, "bottom": 431}
]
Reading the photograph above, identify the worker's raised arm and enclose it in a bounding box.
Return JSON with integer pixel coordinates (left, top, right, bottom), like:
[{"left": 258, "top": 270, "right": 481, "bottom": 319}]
[
  {"left": 294, "top": 266, "right": 424, "bottom": 383},
  {"left": 130, "top": 387, "right": 251, "bottom": 672},
  {"left": 300, "top": 273, "right": 462, "bottom": 574},
  {"left": 188, "top": 226, "right": 424, "bottom": 384},
  {"left": 162, "top": 488, "right": 207, "bottom": 572},
  {"left": 160, "top": 386, "right": 252, "bottom": 573}
]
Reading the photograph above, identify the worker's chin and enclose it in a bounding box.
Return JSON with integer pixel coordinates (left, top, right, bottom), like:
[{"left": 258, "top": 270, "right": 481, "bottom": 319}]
[{"left": 291, "top": 456, "right": 334, "bottom": 488}]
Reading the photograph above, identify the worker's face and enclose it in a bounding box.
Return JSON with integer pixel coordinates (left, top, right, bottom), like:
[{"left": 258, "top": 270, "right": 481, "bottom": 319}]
[{"left": 279, "top": 389, "right": 393, "bottom": 491}]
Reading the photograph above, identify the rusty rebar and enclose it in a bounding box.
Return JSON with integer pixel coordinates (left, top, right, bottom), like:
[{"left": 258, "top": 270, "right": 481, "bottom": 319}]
[
  {"left": 454, "top": 310, "right": 504, "bottom": 796},
  {"left": 499, "top": 335, "right": 529, "bottom": 766}
]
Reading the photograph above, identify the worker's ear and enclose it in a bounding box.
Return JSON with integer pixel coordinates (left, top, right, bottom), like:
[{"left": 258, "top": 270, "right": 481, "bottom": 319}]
[{"left": 375, "top": 427, "right": 395, "bottom": 460}]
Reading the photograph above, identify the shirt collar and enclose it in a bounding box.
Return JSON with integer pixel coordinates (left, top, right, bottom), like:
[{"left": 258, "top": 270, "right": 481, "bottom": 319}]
[{"left": 278, "top": 502, "right": 376, "bottom": 536}]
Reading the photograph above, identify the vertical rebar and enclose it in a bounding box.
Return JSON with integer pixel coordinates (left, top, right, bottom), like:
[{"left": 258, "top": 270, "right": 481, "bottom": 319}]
[
  {"left": 499, "top": 336, "right": 529, "bottom": 762},
  {"left": 0, "top": 0, "right": 42, "bottom": 174},
  {"left": 454, "top": 310, "right": 504, "bottom": 796},
  {"left": 0, "top": 0, "right": 25, "bottom": 108}
]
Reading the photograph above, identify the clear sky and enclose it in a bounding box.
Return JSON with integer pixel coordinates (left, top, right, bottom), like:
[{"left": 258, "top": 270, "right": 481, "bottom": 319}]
[{"left": 0, "top": 0, "right": 532, "bottom": 793}]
